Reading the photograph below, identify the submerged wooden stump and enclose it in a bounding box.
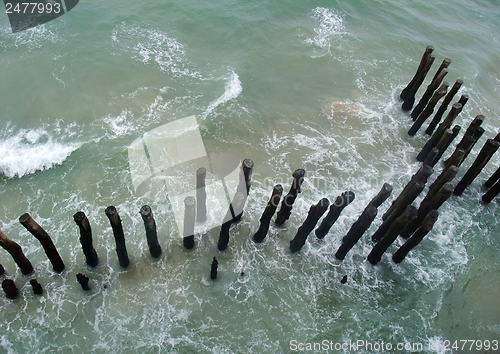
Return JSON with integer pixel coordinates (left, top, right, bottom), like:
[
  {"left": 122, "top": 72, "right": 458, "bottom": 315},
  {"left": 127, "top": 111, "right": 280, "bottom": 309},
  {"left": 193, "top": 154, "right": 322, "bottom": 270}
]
[
  {"left": 335, "top": 207, "right": 378, "bottom": 260},
  {"left": 253, "top": 184, "right": 283, "bottom": 243},
  {"left": 76, "top": 273, "right": 90, "bottom": 291},
  {"left": 0, "top": 229, "right": 34, "bottom": 275},
  {"left": 104, "top": 206, "right": 129, "bottom": 268},
  {"left": 140, "top": 205, "right": 162, "bottom": 258},
  {"left": 183, "top": 197, "right": 196, "bottom": 250},
  {"left": 289, "top": 198, "right": 329, "bottom": 253},
  {"left": 275, "top": 169, "right": 305, "bottom": 225},
  {"left": 196, "top": 167, "right": 207, "bottom": 223},
  {"left": 210, "top": 257, "right": 218, "bottom": 280},
  {"left": 425, "top": 79, "right": 463, "bottom": 135},
  {"left": 315, "top": 191, "right": 355, "bottom": 239},
  {"left": 400, "top": 46, "right": 434, "bottom": 101},
  {"left": 2, "top": 279, "right": 19, "bottom": 299},
  {"left": 392, "top": 210, "right": 439, "bottom": 263},
  {"left": 30, "top": 279, "right": 43, "bottom": 295},
  {"left": 73, "top": 211, "right": 99, "bottom": 267},
  {"left": 19, "top": 213, "right": 65, "bottom": 273},
  {"left": 411, "top": 66, "right": 449, "bottom": 120},
  {"left": 408, "top": 81, "right": 449, "bottom": 136}
]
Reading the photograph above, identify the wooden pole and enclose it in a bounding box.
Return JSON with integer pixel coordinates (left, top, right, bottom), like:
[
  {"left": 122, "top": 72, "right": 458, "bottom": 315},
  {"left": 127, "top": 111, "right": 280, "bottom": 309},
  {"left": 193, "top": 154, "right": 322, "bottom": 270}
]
[
  {"left": 408, "top": 81, "right": 448, "bottom": 135},
  {"left": 196, "top": 167, "right": 207, "bottom": 223},
  {"left": 0, "top": 229, "right": 34, "bottom": 275},
  {"left": 2, "top": 279, "right": 19, "bottom": 299},
  {"left": 411, "top": 66, "right": 449, "bottom": 120},
  {"left": 315, "top": 191, "right": 355, "bottom": 239},
  {"left": 104, "top": 206, "right": 129, "bottom": 268},
  {"left": 484, "top": 166, "right": 500, "bottom": 189},
  {"left": 183, "top": 197, "right": 196, "bottom": 250},
  {"left": 423, "top": 147, "right": 440, "bottom": 168},
  {"left": 19, "top": 213, "right": 65, "bottom": 273},
  {"left": 482, "top": 178, "right": 500, "bottom": 203},
  {"left": 0, "top": 263, "right": 3, "bottom": 275},
  {"left": 217, "top": 192, "right": 246, "bottom": 251},
  {"left": 253, "top": 184, "right": 283, "bottom": 243},
  {"left": 433, "top": 125, "right": 461, "bottom": 164},
  {"left": 402, "top": 55, "right": 436, "bottom": 111},
  {"left": 365, "top": 183, "right": 393, "bottom": 210},
  {"left": 335, "top": 207, "right": 378, "bottom": 260},
  {"left": 76, "top": 273, "right": 90, "bottom": 291},
  {"left": 238, "top": 159, "right": 254, "bottom": 195},
  {"left": 454, "top": 139, "right": 500, "bottom": 196},
  {"left": 443, "top": 148, "right": 466, "bottom": 171},
  {"left": 210, "top": 257, "right": 218, "bottom": 280},
  {"left": 367, "top": 205, "right": 417, "bottom": 265},
  {"left": 73, "top": 211, "right": 99, "bottom": 267},
  {"left": 275, "top": 169, "right": 305, "bottom": 225},
  {"left": 289, "top": 198, "right": 329, "bottom": 253},
  {"left": 140, "top": 205, "right": 162, "bottom": 258},
  {"left": 425, "top": 79, "right": 463, "bottom": 135},
  {"left": 461, "top": 127, "right": 485, "bottom": 163},
  {"left": 392, "top": 210, "right": 439, "bottom": 263},
  {"left": 424, "top": 166, "right": 459, "bottom": 204},
  {"left": 30, "top": 279, "right": 43, "bottom": 295},
  {"left": 400, "top": 46, "right": 434, "bottom": 101}
]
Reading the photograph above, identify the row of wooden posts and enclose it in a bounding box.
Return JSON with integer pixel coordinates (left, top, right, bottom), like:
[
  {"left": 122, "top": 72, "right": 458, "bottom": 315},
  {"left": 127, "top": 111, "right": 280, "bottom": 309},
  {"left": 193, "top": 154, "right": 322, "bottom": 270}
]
[{"left": 2, "top": 46, "right": 500, "bottom": 298}]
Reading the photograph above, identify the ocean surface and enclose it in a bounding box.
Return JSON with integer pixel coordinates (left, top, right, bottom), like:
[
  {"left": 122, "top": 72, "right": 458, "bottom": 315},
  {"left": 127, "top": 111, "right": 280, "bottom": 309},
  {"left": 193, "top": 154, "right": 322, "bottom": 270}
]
[{"left": 0, "top": 0, "right": 499, "bottom": 353}]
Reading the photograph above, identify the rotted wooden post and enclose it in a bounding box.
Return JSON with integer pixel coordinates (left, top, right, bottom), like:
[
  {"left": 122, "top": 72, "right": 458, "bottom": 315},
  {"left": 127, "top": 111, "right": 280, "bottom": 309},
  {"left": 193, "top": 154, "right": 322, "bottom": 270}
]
[
  {"left": 454, "top": 139, "right": 500, "bottom": 196},
  {"left": 400, "top": 46, "right": 434, "bottom": 101},
  {"left": 434, "top": 124, "right": 461, "bottom": 163},
  {"left": 411, "top": 65, "right": 449, "bottom": 120},
  {"left": 365, "top": 183, "right": 393, "bottom": 210},
  {"left": 76, "top": 273, "right": 90, "bottom": 291},
  {"left": 238, "top": 159, "right": 254, "bottom": 195},
  {"left": 427, "top": 165, "right": 460, "bottom": 199},
  {"left": 484, "top": 166, "right": 500, "bottom": 189},
  {"left": 482, "top": 179, "right": 500, "bottom": 203},
  {"left": 73, "top": 211, "right": 99, "bottom": 267},
  {"left": 408, "top": 81, "right": 449, "bottom": 136},
  {"left": 0, "top": 229, "right": 34, "bottom": 275},
  {"left": 30, "top": 279, "right": 43, "bottom": 295},
  {"left": 383, "top": 165, "right": 433, "bottom": 221},
  {"left": 289, "top": 198, "right": 329, "bottom": 253},
  {"left": 426, "top": 126, "right": 460, "bottom": 166},
  {"left": 392, "top": 210, "right": 439, "bottom": 263},
  {"left": 275, "top": 169, "right": 305, "bottom": 225},
  {"left": 335, "top": 207, "right": 378, "bottom": 260},
  {"left": 196, "top": 168, "right": 207, "bottom": 223},
  {"left": 218, "top": 192, "right": 246, "bottom": 251},
  {"left": 367, "top": 205, "right": 418, "bottom": 265},
  {"left": 183, "top": 197, "right": 196, "bottom": 250},
  {"left": 19, "top": 213, "right": 65, "bottom": 273},
  {"left": 140, "top": 205, "right": 162, "bottom": 258},
  {"left": 462, "top": 127, "right": 486, "bottom": 163},
  {"left": 104, "top": 206, "right": 129, "bottom": 268},
  {"left": 423, "top": 147, "right": 440, "bottom": 168},
  {"left": 210, "top": 257, "right": 218, "bottom": 280},
  {"left": 425, "top": 79, "right": 463, "bottom": 135},
  {"left": 402, "top": 54, "right": 435, "bottom": 112},
  {"left": 253, "top": 184, "right": 283, "bottom": 243},
  {"left": 315, "top": 191, "right": 355, "bottom": 239},
  {"left": 2, "top": 279, "right": 19, "bottom": 299}
]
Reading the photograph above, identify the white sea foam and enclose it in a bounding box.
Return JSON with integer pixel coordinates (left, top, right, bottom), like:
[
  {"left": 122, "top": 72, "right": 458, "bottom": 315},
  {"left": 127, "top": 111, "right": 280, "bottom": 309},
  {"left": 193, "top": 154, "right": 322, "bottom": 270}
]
[
  {"left": 0, "top": 128, "right": 79, "bottom": 178},
  {"left": 202, "top": 71, "right": 242, "bottom": 119},
  {"left": 305, "top": 7, "right": 349, "bottom": 55}
]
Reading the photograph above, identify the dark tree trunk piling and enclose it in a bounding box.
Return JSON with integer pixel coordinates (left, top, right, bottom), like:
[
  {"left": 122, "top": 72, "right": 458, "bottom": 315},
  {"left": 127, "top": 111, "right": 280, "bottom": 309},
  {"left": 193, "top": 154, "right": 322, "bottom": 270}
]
[
  {"left": 2, "top": 279, "right": 19, "bottom": 299},
  {"left": 402, "top": 55, "right": 436, "bottom": 112},
  {"left": 408, "top": 81, "right": 449, "bottom": 136},
  {"left": 289, "top": 198, "right": 329, "bottom": 253},
  {"left": 443, "top": 148, "right": 466, "bottom": 171},
  {"left": 238, "top": 159, "right": 254, "bottom": 195},
  {"left": 335, "top": 207, "right": 378, "bottom": 261},
  {"left": 426, "top": 79, "right": 463, "bottom": 135},
  {"left": 423, "top": 147, "right": 440, "bottom": 168},
  {"left": 76, "top": 273, "right": 90, "bottom": 291},
  {"left": 183, "top": 197, "right": 196, "bottom": 250},
  {"left": 427, "top": 126, "right": 460, "bottom": 166},
  {"left": 400, "top": 46, "right": 434, "bottom": 101},
  {"left": 196, "top": 167, "right": 207, "bottom": 223},
  {"left": 425, "top": 166, "right": 459, "bottom": 204},
  {"left": 0, "top": 229, "right": 34, "bottom": 275},
  {"left": 416, "top": 102, "right": 462, "bottom": 162},
  {"left": 230, "top": 192, "right": 247, "bottom": 223},
  {"left": 253, "top": 184, "right": 283, "bottom": 243},
  {"left": 0, "top": 263, "right": 3, "bottom": 275},
  {"left": 30, "top": 279, "right": 43, "bottom": 295},
  {"left": 365, "top": 183, "right": 393, "bottom": 211},
  {"left": 484, "top": 166, "right": 500, "bottom": 189},
  {"left": 372, "top": 181, "right": 424, "bottom": 243},
  {"left": 368, "top": 205, "right": 417, "bottom": 265},
  {"left": 454, "top": 139, "right": 500, "bottom": 196},
  {"left": 19, "top": 213, "right": 65, "bottom": 273},
  {"left": 383, "top": 165, "right": 433, "bottom": 221},
  {"left": 411, "top": 67, "right": 449, "bottom": 120},
  {"left": 73, "top": 211, "right": 99, "bottom": 267},
  {"left": 275, "top": 169, "right": 305, "bottom": 225},
  {"left": 210, "top": 257, "right": 218, "bottom": 280},
  {"left": 482, "top": 178, "right": 500, "bottom": 203},
  {"left": 392, "top": 210, "right": 439, "bottom": 263},
  {"left": 104, "top": 206, "right": 129, "bottom": 268},
  {"left": 140, "top": 205, "right": 162, "bottom": 258},
  {"left": 217, "top": 192, "right": 246, "bottom": 251},
  {"left": 400, "top": 182, "right": 453, "bottom": 239},
  {"left": 461, "top": 127, "right": 486, "bottom": 163},
  {"left": 315, "top": 191, "right": 355, "bottom": 239}
]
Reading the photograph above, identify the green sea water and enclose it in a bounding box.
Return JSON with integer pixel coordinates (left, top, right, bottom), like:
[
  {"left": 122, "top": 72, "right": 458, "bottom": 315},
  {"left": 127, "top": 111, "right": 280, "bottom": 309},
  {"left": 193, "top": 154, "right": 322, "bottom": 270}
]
[{"left": 0, "top": 1, "right": 499, "bottom": 353}]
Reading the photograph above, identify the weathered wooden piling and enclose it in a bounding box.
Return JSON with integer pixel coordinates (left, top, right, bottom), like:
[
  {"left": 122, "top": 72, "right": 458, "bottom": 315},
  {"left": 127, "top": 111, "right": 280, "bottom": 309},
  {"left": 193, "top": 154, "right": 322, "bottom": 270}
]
[
  {"left": 365, "top": 183, "right": 393, "bottom": 210},
  {"left": 423, "top": 147, "right": 440, "bottom": 168},
  {"left": 104, "top": 206, "right": 129, "bottom": 268},
  {"left": 367, "top": 205, "right": 418, "bottom": 265},
  {"left": 400, "top": 46, "right": 434, "bottom": 101},
  {"left": 482, "top": 178, "right": 500, "bottom": 203},
  {"left": 2, "top": 279, "right": 19, "bottom": 299},
  {"left": 425, "top": 79, "right": 463, "bottom": 135},
  {"left": 425, "top": 166, "right": 459, "bottom": 203},
  {"left": 0, "top": 263, "right": 3, "bottom": 275},
  {"left": 217, "top": 192, "right": 246, "bottom": 251},
  {"left": 183, "top": 197, "right": 196, "bottom": 250},
  {"left": 76, "top": 273, "right": 90, "bottom": 291},
  {"left": 372, "top": 181, "right": 424, "bottom": 242},
  {"left": 427, "top": 126, "right": 460, "bottom": 166},
  {"left": 416, "top": 102, "right": 462, "bottom": 162},
  {"left": 253, "top": 184, "right": 283, "bottom": 243},
  {"left": 196, "top": 167, "right": 207, "bottom": 223},
  {"left": 383, "top": 165, "right": 433, "bottom": 221},
  {"left": 73, "top": 211, "right": 99, "bottom": 267},
  {"left": 443, "top": 148, "right": 466, "bottom": 172},
  {"left": 19, "top": 213, "right": 65, "bottom": 273},
  {"left": 392, "top": 210, "right": 439, "bottom": 263},
  {"left": 210, "top": 257, "right": 218, "bottom": 280},
  {"left": 411, "top": 66, "right": 449, "bottom": 120},
  {"left": 461, "top": 127, "right": 485, "bottom": 163},
  {"left": 400, "top": 182, "right": 453, "bottom": 239},
  {"left": 484, "top": 166, "right": 500, "bottom": 189},
  {"left": 275, "top": 169, "right": 305, "bottom": 225},
  {"left": 315, "top": 191, "right": 355, "bottom": 239},
  {"left": 30, "top": 279, "right": 43, "bottom": 295},
  {"left": 242, "top": 159, "right": 254, "bottom": 195},
  {"left": 335, "top": 206, "right": 378, "bottom": 260},
  {"left": 231, "top": 191, "right": 247, "bottom": 223},
  {"left": 289, "top": 198, "right": 330, "bottom": 253},
  {"left": 454, "top": 139, "right": 500, "bottom": 196},
  {"left": 408, "top": 82, "right": 449, "bottom": 136},
  {"left": 140, "top": 205, "right": 162, "bottom": 258},
  {"left": 0, "top": 229, "right": 34, "bottom": 275},
  {"left": 402, "top": 54, "right": 435, "bottom": 112}
]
